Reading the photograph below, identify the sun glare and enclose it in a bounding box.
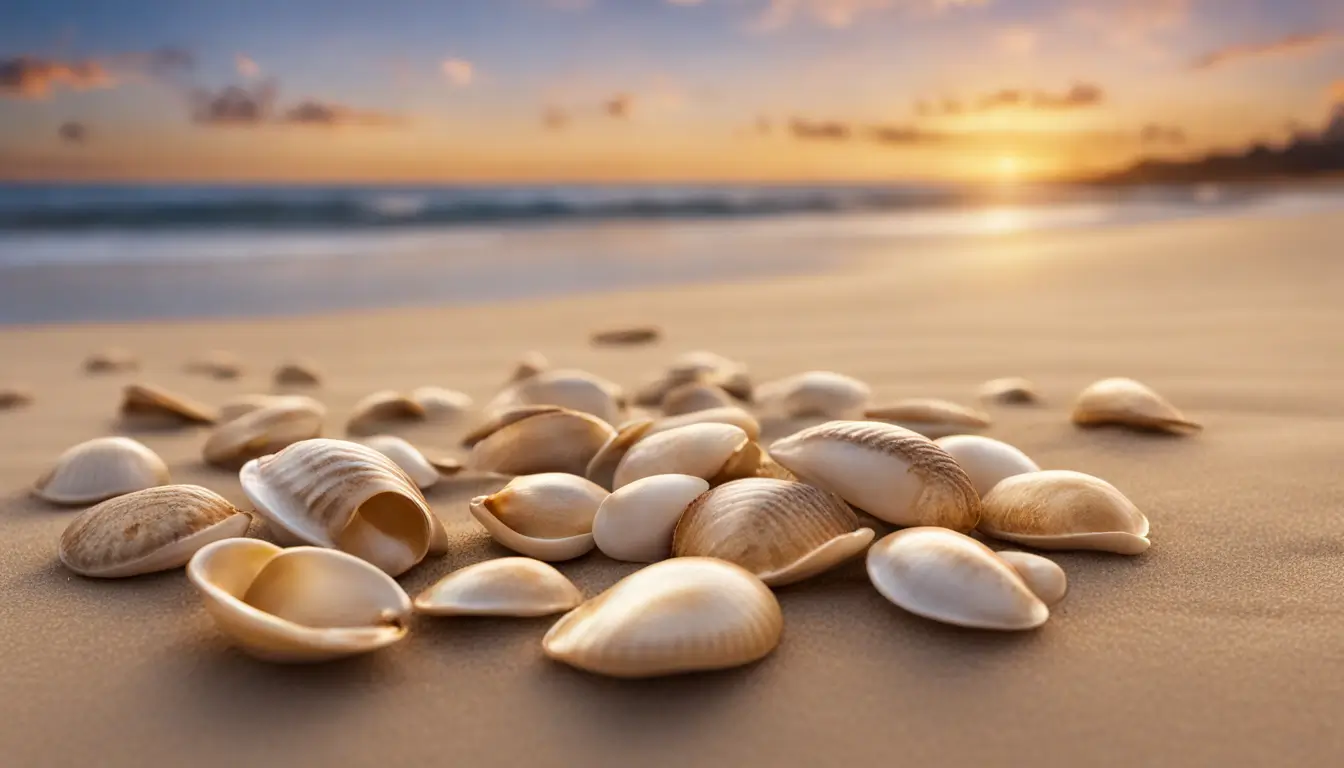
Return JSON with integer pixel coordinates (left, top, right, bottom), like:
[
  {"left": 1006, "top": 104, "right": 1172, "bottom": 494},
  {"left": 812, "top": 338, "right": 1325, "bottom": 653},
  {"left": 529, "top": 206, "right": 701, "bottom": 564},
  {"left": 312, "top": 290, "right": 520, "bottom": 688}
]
[{"left": 996, "top": 155, "right": 1021, "bottom": 181}]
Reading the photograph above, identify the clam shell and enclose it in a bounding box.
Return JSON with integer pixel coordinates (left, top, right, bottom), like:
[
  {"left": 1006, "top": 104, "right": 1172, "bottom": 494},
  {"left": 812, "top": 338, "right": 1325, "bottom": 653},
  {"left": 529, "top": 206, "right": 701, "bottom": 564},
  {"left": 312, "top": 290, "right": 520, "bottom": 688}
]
[
  {"left": 933, "top": 435, "right": 1040, "bottom": 497},
  {"left": 33, "top": 436, "right": 171, "bottom": 505},
  {"left": 863, "top": 399, "right": 991, "bottom": 439},
  {"left": 634, "top": 351, "right": 752, "bottom": 406},
  {"left": 591, "top": 326, "right": 661, "bottom": 346},
  {"left": 84, "top": 347, "right": 138, "bottom": 373},
  {"left": 346, "top": 390, "right": 428, "bottom": 436},
  {"left": 996, "top": 551, "right": 1068, "bottom": 606},
  {"left": 59, "top": 485, "right": 250, "bottom": 578},
  {"left": 468, "top": 407, "right": 615, "bottom": 477},
  {"left": 427, "top": 455, "right": 463, "bottom": 475},
  {"left": 468, "top": 473, "right": 607, "bottom": 561},
  {"left": 219, "top": 394, "right": 295, "bottom": 423},
  {"left": 646, "top": 406, "right": 761, "bottom": 441},
  {"left": 507, "top": 351, "right": 549, "bottom": 384},
  {"left": 203, "top": 399, "right": 325, "bottom": 469},
  {"left": 360, "top": 435, "right": 442, "bottom": 490},
  {"left": 661, "top": 382, "right": 736, "bottom": 416},
  {"left": 490, "top": 368, "right": 624, "bottom": 425},
  {"left": 585, "top": 419, "right": 654, "bottom": 490},
  {"left": 979, "top": 377, "right": 1039, "bottom": 405},
  {"left": 185, "top": 350, "right": 244, "bottom": 380},
  {"left": 273, "top": 360, "right": 322, "bottom": 387},
  {"left": 866, "top": 527, "right": 1049, "bottom": 630},
  {"left": 542, "top": 557, "right": 783, "bottom": 678},
  {"left": 611, "top": 422, "right": 758, "bottom": 490},
  {"left": 461, "top": 405, "right": 564, "bottom": 448},
  {"left": 187, "top": 539, "right": 411, "bottom": 663},
  {"left": 410, "top": 386, "right": 473, "bottom": 419},
  {"left": 121, "top": 383, "right": 218, "bottom": 426},
  {"left": 769, "top": 421, "right": 980, "bottom": 532},
  {"left": 414, "top": 558, "right": 582, "bottom": 617},
  {"left": 0, "top": 386, "right": 33, "bottom": 410},
  {"left": 673, "top": 478, "right": 875, "bottom": 587},
  {"left": 756, "top": 371, "right": 871, "bottom": 418},
  {"left": 239, "top": 438, "right": 436, "bottom": 576},
  {"left": 979, "top": 469, "right": 1150, "bottom": 554},
  {"left": 593, "top": 474, "right": 710, "bottom": 562},
  {"left": 1072, "top": 377, "right": 1200, "bottom": 434}
]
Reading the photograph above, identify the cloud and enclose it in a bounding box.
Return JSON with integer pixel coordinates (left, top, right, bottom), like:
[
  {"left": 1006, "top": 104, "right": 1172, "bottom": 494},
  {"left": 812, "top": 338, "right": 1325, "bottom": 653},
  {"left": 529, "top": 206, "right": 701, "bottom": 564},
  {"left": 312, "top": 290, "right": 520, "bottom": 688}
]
[
  {"left": 604, "top": 93, "right": 633, "bottom": 118},
  {"left": 789, "top": 118, "right": 852, "bottom": 140},
  {"left": 0, "top": 57, "right": 114, "bottom": 98},
  {"left": 236, "top": 54, "right": 260, "bottom": 78},
  {"left": 282, "top": 100, "right": 401, "bottom": 127},
  {"left": 191, "top": 81, "right": 278, "bottom": 124},
  {"left": 1139, "top": 123, "right": 1186, "bottom": 144},
  {"left": 542, "top": 106, "right": 569, "bottom": 130},
  {"left": 1191, "top": 31, "right": 1340, "bottom": 71},
  {"left": 919, "top": 82, "right": 1104, "bottom": 115},
  {"left": 997, "top": 26, "right": 1037, "bottom": 55},
  {"left": 441, "top": 58, "right": 473, "bottom": 87},
  {"left": 753, "top": 0, "right": 988, "bottom": 31},
  {"left": 1068, "top": 0, "right": 1189, "bottom": 52},
  {"left": 58, "top": 121, "right": 88, "bottom": 144},
  {"left": 869, "top": 124, "right": 945, "bottom": 144}
]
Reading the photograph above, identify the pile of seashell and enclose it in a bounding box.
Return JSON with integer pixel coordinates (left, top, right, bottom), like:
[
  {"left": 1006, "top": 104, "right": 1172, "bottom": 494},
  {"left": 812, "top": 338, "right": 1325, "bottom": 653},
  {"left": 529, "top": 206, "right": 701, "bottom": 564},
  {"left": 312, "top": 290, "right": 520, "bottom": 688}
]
[{"left": 27, "top": 342, "right": 1200, "bottom": 676}]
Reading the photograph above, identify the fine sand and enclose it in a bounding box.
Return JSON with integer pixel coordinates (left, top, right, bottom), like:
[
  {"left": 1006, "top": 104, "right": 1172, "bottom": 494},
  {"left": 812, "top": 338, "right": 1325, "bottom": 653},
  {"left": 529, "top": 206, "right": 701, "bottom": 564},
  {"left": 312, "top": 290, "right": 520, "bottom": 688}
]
[{"left": 1, "top": 210, "right": 1342, "bottom": 767}]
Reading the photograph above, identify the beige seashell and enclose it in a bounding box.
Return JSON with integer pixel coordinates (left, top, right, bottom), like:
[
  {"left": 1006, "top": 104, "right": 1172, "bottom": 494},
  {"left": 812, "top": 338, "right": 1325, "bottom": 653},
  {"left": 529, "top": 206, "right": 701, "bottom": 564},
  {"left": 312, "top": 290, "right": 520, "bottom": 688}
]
[
  {"left": 240, "top": 438, "right": 437, "bottom": 576},
  {"left": 84, "top": 347, "right": 138, "bottom": 373},
  {"left": 217, "top": 394, "right": 324, "bottom": 424},
  {"left": 360, "top": 435, "right": 442, "bottom": 490},
  {"left": 185, "top": 350, "right": 244, "bottom": 380},
  {"left": 1072, "top": 377, "right": 1200, "bottom": 434},
  {"left": 414, "top": 558, "right": 582, "bottom": 617},
  {"left": 979, "top": 469, "right": 1150, "bottom": 554},
  {"left": 34, "top": 436, "right": 171, "bottom": 505},
  {"left": 673, "top": 478, "right": 875, "bottom": 587},
  {"left": 273, "top": 360, "right": 322, "bottom": 388},
  {"left": 187, "top": 539, "right": 411, "bottom": 663},
  {"left": 410, "top": 386, "right": 473, "bottom": 420},
  {"left": 769, "top": 421, "right": 980, "bottom": 532},
  {"left": 427, "top": 455, "right": 464, "bottom": 475},
  {"left": 468, "top": 407, "right": 615, "bottom": 477},
  {"left": 591, "top": 325, "right": 661, "bottom": 346},
  {"left": 203, "top": 399, "right": 325, "bottom": 469},
  {"left": 489, "top": 368, "right": 624, "bottom": 425},
  {"left": 979, "top": 377, "right": 1040, "bottom": 405},
  {"left": 345, "top": 390, "right": 427, "bottom": 436},
  {"left": 58, "top": 485, "right": 250, "bottom": 578},
  {"left": 661, "top": 382, "right": 736, "bottom": 416},
  {"left": 120, "top": 383, "right": 218, "bottom": 427},
  {"left": 542, "top": 557, "right": 782, "bottom": 678},
  {"left": 585, "top": 419, "right": 654, "bottom": 490},
  {"left": 461, "top": 404, "right": 564, "bottom": 448},
  {"left": 634, "top": 351, "right": 752, "bottom": 406},
  {"left": 933, "top": 435, "right": 1040, "bottom": 497},
  {"left": 756, "top": 371, "right": 871, "bottom": 418},
  {"left": 593, "top": 474, "right": 709, "bottom": 562},
  {"left": 0, "top": 386, "right": 34, "bottom": 410},
  {"left": 611, "top": 422, "right": 760, "bottom": 490},
  {"left": 863, "top": 399, "right": 992, "bottom": 439},
  {"left": 468, "top": 473, "right": 607, "bottom": 561},
  {"left": 996, "top": 551, "right": 1068, "bottom": 606},
  {"left": 646, "top": 406, "right": 761, "bottom": 441},
  {"left": 866, "top": 527, "right": 1049, "bottom": 631},
  {"left": 507, "top": 350, "right": 549, "bottom": 385}
]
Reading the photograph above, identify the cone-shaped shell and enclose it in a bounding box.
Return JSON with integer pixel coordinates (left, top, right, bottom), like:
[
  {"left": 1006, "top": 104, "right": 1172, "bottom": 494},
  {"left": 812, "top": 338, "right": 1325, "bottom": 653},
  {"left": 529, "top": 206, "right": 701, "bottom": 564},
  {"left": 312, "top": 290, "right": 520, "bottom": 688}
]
[
  {"left": 186, "top": 539, "right": 411, "bottom": 663},
  {"left": 34, "top": 436, "right": 171, "bottom": 505},
  {"left": 673, "top": 478, "right": 875, "bottom": 586},
  {"left": 997, "top": 551, "right": 1068, "bottom": 606},
  {"left": 507, "top": 351, "right": 548, "bottom": 384},
  {"left": 410, "top": 386, "right": 473, "bottom": 419},
  {"left": 646, "top": 406, "right": 761, "bottom": 441},
  {"left": 185, "top": 350, "right": 244, "bottom": 380},
  {"left": 933, "top": 435, "right": 1040, "bottom": 498},
  {"left": 593, "top": 474, "right": 710, "bottom": 562},
  {"left": 756, "top": 371, "right": 871, "bottom": 418},
  {"left": 345, "top": 390, "right": 427, "bottom": 436},
  {"left": 84, "top": 347, "right": 138, "bottom": 373},
  {"left": 769, "top": 421, "right": 980, "bottom": 532},
  {"left": 543, "top": 557, "right": 782, "bottom": 677},
  {"left": 1072, "top": 377, "right": 1200, "bottom": 434},
  {"left": 468, "top": 407, "right": 615, "bottom": 477},
  {"left": 0, "top": 386, "right": 33, "bottom": 410},
  {"left": 203, "top": 398, "right": 325, "bottom": 469},
  {"left": 361, "top": 435, "right": 442, "bottom": 490},
  {"left": 611, "top": 423, "right": 758, "bottom": 490},
  {"left": 59, "top": 485, "right": 250, "bottom": 578},
  {"left": 240, "top": 438, "right": 436, "bottom": 576},
  {"left": 979, "top": 469, "right": 1150, "bottom": 554},
  {"left": 120, "top": 383, "right": 218, "bottom": 426},
  {"left": 414, "top": 558, "right": 582, "bottom": 617},
  {"left": 492, "top": 368, "right": 624, "bottom": 425},
  {"left": 661, "top": 383, "right": 735, "bottom": 416},
  {"left": 273, "top": 360, "right": 322, "bottom": 387},
  {"left": 585, "top": 419, "right": 654, "bottom": 490},
  {"left": 866, "top": 528, "right": 1049, "bottom": 630},
  {"left": 468, "top": 473, "right": 607, "bottom": 561},
  {"left": 979, "top": 377, "right": 1039, "bottom": 405},
  {"left": 591, "top": 326, "right": 661, "bottom": 346},
  {"left": 863, "top": 399, "right": 991, "bottom": 439}
]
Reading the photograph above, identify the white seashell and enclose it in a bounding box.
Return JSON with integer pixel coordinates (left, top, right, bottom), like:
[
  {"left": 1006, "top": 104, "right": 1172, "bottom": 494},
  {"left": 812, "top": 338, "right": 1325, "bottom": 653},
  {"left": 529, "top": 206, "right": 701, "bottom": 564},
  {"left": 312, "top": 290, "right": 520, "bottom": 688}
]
[
  {"left": 863, "top": 399, "right": 992, "bottom": 439},
  {"left": 979, "top": 469, "right": 1150, "bottom": 554},
  {"left": 185, "top": 350, "right": 244, "bottom": 380},
  {"left": 673, "top": 478, "right": 875, "bottom": 586},
  {"left": 611, "top": 422, "right": 759, "bottom": 490},
  {"left": 979, "top": 377, "right": 1040, "bottom": 404},
  {"left": 591, "top": 326, "right": 661, "bottom": 346},
  {"left": 33, "top": 436, "right": 171, "bottom": 505},
  {"left": 769, "top": 421, "right": 980, "bottom": 532},
  {"left": 187, "top": 539, "right": 411, "bottom": 663},
  {"left": 866, "top": 527, "right": 1048, "bottom": 631},
  {"left": 996, "top": 551, "right": 1068, "bottom": 606},
  {"left": 646, "top": 406, "right": 761, "bottom": 441},
  {"left": 661, "top": 382, "right": 736, "bottom": 416},
  {"left": 468, "top": 473, "right": 607, "bottom": 561},
  {"left": 414, "top": 558, "right": 582, "bottom": 617},
  {"left": 59, "top": 485, "right": 250, "bottom": 578},
  {"left": 203, "top": 398, "right": 325, "bottom": 469},
  {"left": 542, "top": 557, "right": 782, "bottom": 678},
  {"left": 240, "top": 438, "right": 437, "bottom": 576},
  {"left": 933, "top": 435, "right": 1041, "bottom": 497},
  {"left": 84, "top": 347, "right": 138, "bottom": 373},
  {"left": 468, "top": 407, "right": 615, "bottom": 476},
  {"left": 585, "top": 419, "right": 654, "bottom": 490},
  {"left": 410, "top": 386, "right": 473, "bottom": 420},
  {"left": 273, "top": 360, "right": 322, "bottom": 388},
  {"left": 1072, "top": 377, "right": 1200, "bottom": 434},
  {"left": 0, "top": 386, "right": 34, "bottom": 410},
  {"left": 755, "top": 371, "right": 871, "bottom": 418},
  {"left": 488, "top": 368, "right": 624, "bottom": 425},
  {"left": 219, "top": 394, "right": 294, "bottom": 423},
  {"left": 120, "top": 383, "right": 218, "bottom": 426},
  {"left": 345, "top": 390, "right": 428, "bottom": 436},
  {"left": 507, "top": 350, "right": 549, "bottom": 384},
  {"left": 360, "top": 435, "right": 442, "bottom": 490},
  {"left": 634, "top": 351, "right": 752, "bottom": 406},
  {"left": 593, "top": 474, "right": 710, "bottom": 562}
]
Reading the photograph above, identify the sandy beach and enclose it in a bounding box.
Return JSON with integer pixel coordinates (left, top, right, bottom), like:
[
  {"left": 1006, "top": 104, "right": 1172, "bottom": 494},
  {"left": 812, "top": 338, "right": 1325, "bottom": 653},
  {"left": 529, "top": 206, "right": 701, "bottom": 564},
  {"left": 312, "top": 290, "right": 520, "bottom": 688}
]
[{"left": 2, "top": 209, "right": 1342, "bottom": 767}]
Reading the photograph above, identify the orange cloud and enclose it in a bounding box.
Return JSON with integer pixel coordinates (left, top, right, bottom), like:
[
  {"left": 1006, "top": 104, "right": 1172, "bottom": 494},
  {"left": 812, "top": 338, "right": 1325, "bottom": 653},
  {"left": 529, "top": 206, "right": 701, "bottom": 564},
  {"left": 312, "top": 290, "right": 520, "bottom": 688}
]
[
  {"left": 441, "top": 58, "right": 473, "bottom": 86},
  {"left": 1191, "top": 31, "right": 1340, "bottom": 71},
  {"left": 283, "top": 100, "right": 402, "bottom": 127},
  {"left": 1139, "top": 123, "right": 1186, "bottom": 145},
  {"left": 997, "top": 26, "right": 1037, "bottom": 55},
  {"left": 604, "top": 93, "right": 633, "bottom": 118},
  {"left": 236, "top": 54, "right": 260, "bottom": 78},
  {"left": 0, "top": 57, "right": 114, "bottom": 98},
  {"left": 919, "top": 82, "right": 1103, "bottom": 115}
]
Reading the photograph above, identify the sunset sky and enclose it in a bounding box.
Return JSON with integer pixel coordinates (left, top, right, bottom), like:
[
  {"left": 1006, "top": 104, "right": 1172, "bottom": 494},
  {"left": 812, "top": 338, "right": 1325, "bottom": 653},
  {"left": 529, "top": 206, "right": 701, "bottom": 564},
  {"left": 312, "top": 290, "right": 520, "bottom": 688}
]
[{"left": 2, "top": 0, "right": 1342, "bottom": 183}]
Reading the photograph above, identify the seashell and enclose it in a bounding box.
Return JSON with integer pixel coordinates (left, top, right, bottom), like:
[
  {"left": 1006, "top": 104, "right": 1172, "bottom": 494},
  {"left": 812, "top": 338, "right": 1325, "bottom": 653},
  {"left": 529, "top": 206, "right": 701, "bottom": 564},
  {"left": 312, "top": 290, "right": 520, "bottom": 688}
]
[
  {"left": 468, "top": 473, "right": 607, "bottom": 561},
  {"left": 979, "top": 469, "right": 1150, "bottom": 554},
  {"left": 273, "top": 360, "right": 322, "bottom": 388},
  {"left": 1072, "top": 377, "right": 1200, "bottom": 434},
  {"left": 58, "top": 485, "right": 250, "bottom": 578},
  {"left": 933, "top": 435, "right": 1040, "bottom": 498},
  {"left": 410, "top": 386, "right": 473, "bottom": 420},
  {"left": 414, "top": 558, "right": 582, "bottom": 617},
  {"left": 646, "top": 406, "right": 761, "bottom": 441},
  {"left": 634, "top": 351, "right": 752, "bottom": 406},
  {"left": 661, "top": 382, "right": 736, "bottom": 416},
  {"left": 979, "top": 377, "right": 1040, "bottom": 405},
  {"left": 673, "top": 478, "right": 875, "bottom": 587},
  {"left": 461, "top": 405, "right": 563, "bottom": 448},
  {"left": 489, "top": 368, "right": 624, "bottom": 425},
  {"left": 866, "top": 527, "right": 1049, "bottom": 631},
  {"left": 84, "top": 347, "right": 138, "bottom": 373},
  {"left": 427, "top": 455, "right": 463, "bottom": 475},
  {"left": 185, "top": 350, "right": 244, "bottom": 380},
  {"left": 611, "top": 423, "right": 760, "bottom": 490},
  {"left": 217, "top": 394, "right": 324, "bottom": 424},
  {"left": 507, "top": 350, "right": 549, "bottom": 384},
  {"left": 585, "top": 419, "right": 654, "bottom": 490},
  {"left": 0, "top": 386, "right": 33, "bottom": 410},
  {"left": 769, "top": 421, "right": 980, "bottom": 532},
  {"left": 593, "top": 474, "right": 709, "bottom": 562},
  {"left": 996, "top": 551, "right": 1068, "bottom": 606},
  {"left": 360, "top": 435, "right": 442, "bottom": 490},
  {"left": 468, "top": 407, "right": 615, "bottom": 477},
  {"left": 345, "top": 390, "right": 427, "bottom": 436},
  {"left": 756, "top": 371, "right": 871, "bottom": 418},
  {"left": 120, "top": 383, "right": 218, "bottom": 427},
  {"left": 863, "top": 398, "right": 991, "bottom": 439},
  {"left": 591, "top": 325, "right": 661, "bottom": 346},
  {"left": 187, "top": 538, "right": 411, "bottom": 663},
  {"left": 542, "top": 557, "right": 782, "bottom": 678},
  {"left": 33, "top": 436, "right": 171, "bottom": 505},
  {"left": 240, "top": 438, "right": 437, "bottom": 576},
  {"left": 203, "top": 398, "right": 325, "bottom": 469}
]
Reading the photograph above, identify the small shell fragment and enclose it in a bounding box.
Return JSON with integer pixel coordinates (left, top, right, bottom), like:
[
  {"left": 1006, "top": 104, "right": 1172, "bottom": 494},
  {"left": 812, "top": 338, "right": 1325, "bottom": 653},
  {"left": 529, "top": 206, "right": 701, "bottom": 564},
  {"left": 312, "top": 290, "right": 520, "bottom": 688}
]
[
  {"left": 593, "top": 474, "right": 710, "bottom": 562},
  {"left": 360, "top": 435, "right": 442, "bottom": 490},
  {"left": 611, "top": 423, "right": 759, "bottom": 490},
  {"left": 345, "top": 390, "right": 427, "bottom": 436},
  {"left": 756, "top": 371, "right": 871, "bottom": 418},
  {"left": 863, "top": 399, "right": 991, "bottom": 439},
  {"left": 273, "top": 361, "right": 322, "bottom": 388},
  {"left": 84, "top": 348, "right": 138, "bottom": 373},
  {"left": 120, "top": 383, "right": 218, "bottom": 427},
  {"left": 591, "top": 326, "right": 661, "bottom": 346},
  {"left": 0, "top": 386, "right": 33, "bottom": 410},
  {"left": 468, "top": 407, "right": 615, "bottom": 477},
  {"left": 414, "top": 558, "right": 582, "bottom": 617},
  {"left": 979, "top": 377, "right": 1040, "bottom": 405},
  {"left": 507, "top": 351, "right": 549, "bottom": 384},
  {"left": 185, "top": 350, "right": 244, "bottom": 380},
  {"left": 933, "top": 435, "right": 1040, "bottom": 498},
  {"left": 203, "top": 398, "right": 325, "bottom": 469},
  {"left": 661, "top": 382, "right": 736, "bottom": 416},
  {"left": 996, "top": 551, "right": 1068, "bottom": 606},
  {"left": 1072, "top": 377, "right": 1200, "bottom": 434},
  {"left": 468, "top": 473, "right": 607, "bottom": 561},
  {"left": 979, "top": 469, "right": 1151, "bottom": 554},
  {"left": 33, "top": 436, "right": 171, "bottom": 505}
]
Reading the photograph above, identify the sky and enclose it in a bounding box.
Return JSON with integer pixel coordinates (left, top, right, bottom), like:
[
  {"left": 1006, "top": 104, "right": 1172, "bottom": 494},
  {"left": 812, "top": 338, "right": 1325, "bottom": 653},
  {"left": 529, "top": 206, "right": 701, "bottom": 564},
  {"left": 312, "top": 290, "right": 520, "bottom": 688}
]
[{"left": 1, "top": 0, "right": 1342, "bottom": 183}]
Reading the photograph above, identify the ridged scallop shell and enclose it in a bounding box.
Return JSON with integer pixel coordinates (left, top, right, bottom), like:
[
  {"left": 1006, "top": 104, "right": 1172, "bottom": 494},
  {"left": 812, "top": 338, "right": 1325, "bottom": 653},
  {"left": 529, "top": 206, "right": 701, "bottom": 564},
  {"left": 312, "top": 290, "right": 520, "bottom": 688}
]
[
  {"left": 507, "top": 351, "right": 549, "bottom": 384},
  {"left": 585, "top": 419, "right": 654, "bottom": 490},
  {"left": 273, "top": 360, "right": 322, "bottom": 387},
  {"left": 360, "top": 435, "right": 442, "bottom": 490},
  {"left": 979, "top": 377, "right": 1039, "bottom": 404},
  {"left": 33, "top": 436, "right": 171, "bottom": 505},
  {"left": 59, "top": 485, "right": 250, "bottom": 578},
  {"left": 488, "top": 368, "right": 625, "bottom": 425},
  {"left": 756, "top": 371, "right": 871, "bottom": 418},
  {"left": 240, "top": 438, "right": 437, "bottom": 576},
  {"left": 84, "top": 347, "right": 138, "bottom": 373},
  {"left": 542, "top": 557, "right": 783, "bottom": 678},
  {"left": 593, "top": 474, "right": 710, "bottom": 562},
  {"left": 414, "top": 558, "right": 582, "bottom": 617},
  {"left": 203, "top": 398, "right": 325, "bottom": 469},
  {"left": 120, "top": 383, "right": 218, "bottom": 426},
  {"left": 187, "top": 539, "right": 411, "bottom": 663},
  {"left": 933, "top": 435, "right": 1040, "bottom": 497},
  {"left": 863, "top": 399, "right": 992, "bottom": 439},
  {"left": 410, "top": 386, "right": 473, "bottom": 420},
  {"left": 611, "top": 423, "right": 760, "bottom": 490},
  {"left": 647, "top": 406, "right": 761, "bottom": 441},
  {"left": 1072, "top": 377, "right": 1200, "bottom": 434},
  {"left": 866, "top": 528, "right": 1049, "bottom": 631},
  {"left": 468, "top": 473, "right": 607, "bottom": 561},
  {"left": 185, "top": 350, "right": 244, "bottom": 379},
  {"left": 661, "top": 382, "right": 736, "bottom": 416},
  {"left": 0, "top": 386, "right": 33, "bottom": 410},
  {"left": 673, "top": 478, "right": 875, "bottom": 586},
  {"left": 996, "top": 551, "right": 1068, "bottom": 605},
  {"left": 345, "top": 390, "right": 427, "bottom": 436},
  {"left": 979, "top": 469, "right": 1150, "bottom": 554},
  {"left": 468, "top": 407, "right": 615, "bottom": 477},
  {"left": 769, "top": 421, "right": 980, "bottom": 532},
  {"left": 591, "top": 326, "right": 661, "bottom": 346}
]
